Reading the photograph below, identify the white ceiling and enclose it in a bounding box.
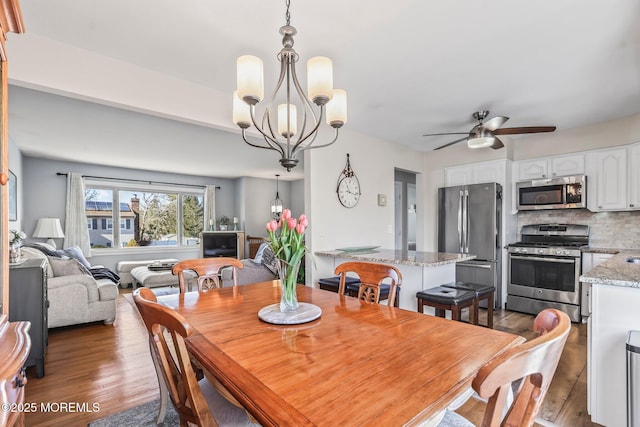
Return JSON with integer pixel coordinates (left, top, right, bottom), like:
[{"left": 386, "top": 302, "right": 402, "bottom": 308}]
[{"left": 6, "top": 0, "right": 640, "bottom": 180}]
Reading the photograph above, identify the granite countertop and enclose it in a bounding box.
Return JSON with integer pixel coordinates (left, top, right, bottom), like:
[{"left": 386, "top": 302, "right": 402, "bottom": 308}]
[
  {"left": 580, "top": 246, "right": 624, "bottom": 254},
  {"left": 580, "top": 251, "right": 640, "bottom": 288},
  {"left": 314, "top": 249, "right": 476, "bottom": 268}
]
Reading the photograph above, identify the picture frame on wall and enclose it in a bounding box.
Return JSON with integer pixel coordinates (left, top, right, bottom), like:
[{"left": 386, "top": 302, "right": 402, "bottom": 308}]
[{"left": 8, "top": 170, "right": 16, "bottom": 221}]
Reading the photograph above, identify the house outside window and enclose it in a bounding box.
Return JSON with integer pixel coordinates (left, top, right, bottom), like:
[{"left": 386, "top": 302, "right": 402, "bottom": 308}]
[{"left": 84, "top": 183, "right": 204, "bottom": 249}]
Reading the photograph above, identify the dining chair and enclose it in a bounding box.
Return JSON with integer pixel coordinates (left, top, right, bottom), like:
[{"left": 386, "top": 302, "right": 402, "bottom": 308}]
[
  {"left": 133, "top": 287, "right": 259, "bottom": 427},
  {"left": 438, "top": 308, "right": 571, "bottom": 427},
  {"left": 335, "top": 261, "right": 402, "bottom": 307},
  {"left": 247, "top": 235, "right": 268, "bottom": 259},
  {"left": 172, "top": 257, "right": 244, "bottom": 292}
]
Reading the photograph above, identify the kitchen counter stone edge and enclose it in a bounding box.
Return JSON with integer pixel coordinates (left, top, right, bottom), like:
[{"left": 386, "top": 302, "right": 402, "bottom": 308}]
[
  {"left": 314, "top": 249, "right": 476, "bottom": 268},
  {"left": 580, "top": 250, "right": 640, "bottom": 288}
]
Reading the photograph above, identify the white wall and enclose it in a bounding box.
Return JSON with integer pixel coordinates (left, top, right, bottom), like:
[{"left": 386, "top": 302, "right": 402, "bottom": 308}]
[{"left": 306, "top": 127, "right": 425, "bottom": 285}]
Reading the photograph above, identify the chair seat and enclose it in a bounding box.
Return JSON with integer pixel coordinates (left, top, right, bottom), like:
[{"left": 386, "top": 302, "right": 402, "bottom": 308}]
[
  {"left": 416, "top": 287, "right": 476, "bottom": 305},
  {"left": 199, "top": 377, "right": 259, "bottom": 426},
  {"left": 318, "top": 275, "right": 360, "bottom": 293},
  {"left": 436, "top": 410, "right": 474, "bottom": 427},
  {"left": 442, "top": 281, "right": 495, "bottom": 296}
]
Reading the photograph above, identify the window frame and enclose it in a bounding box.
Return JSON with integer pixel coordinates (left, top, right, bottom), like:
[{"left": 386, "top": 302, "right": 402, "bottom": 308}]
[{"left": 84, "top": 179, "right": 204, "bottom": 252}]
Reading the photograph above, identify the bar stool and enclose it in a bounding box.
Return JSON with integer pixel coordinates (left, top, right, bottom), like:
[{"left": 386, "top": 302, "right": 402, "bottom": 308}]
[
  {"left": 443, "top": 282, "right": 495, "bottom": 328},
  {"left": 318, "top": 275, "right": 400, "bottom": 307},
  {"left": 416, "top": 286, "right": 477, "bottom": 323}
]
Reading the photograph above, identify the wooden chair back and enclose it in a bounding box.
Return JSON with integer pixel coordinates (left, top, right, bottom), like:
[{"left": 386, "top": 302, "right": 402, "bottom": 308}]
[
  {"left": 133, "top": 287, "right": 216, "bottom": 427},
  {"left": 247, "top": 235, "right": 268, "bottom": 259},
  {"left": 172, "top": 258, "right": 243, "bottom": 292},
  {"left": 335, "top": 261, "right": 402, "bottom": 306},
  {"left": 473, "top": 308, "right": 571, "bottom": 427}
]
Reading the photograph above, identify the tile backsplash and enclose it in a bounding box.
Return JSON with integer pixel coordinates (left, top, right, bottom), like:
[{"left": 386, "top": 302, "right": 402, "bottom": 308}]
[{"left": 517, "top": 210, "right": 640, "bottom": 249}]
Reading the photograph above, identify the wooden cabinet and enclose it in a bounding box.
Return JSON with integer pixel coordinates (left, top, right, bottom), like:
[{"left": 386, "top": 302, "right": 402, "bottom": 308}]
[
  {"left": 9, "top": 258, "right": 48, "bottom": 378},
  {"left": 586, "top": 144, "right": 639, "bottom": 211},
  {"left": 517, "top": 154, "right": 584, "bottom": 180}
]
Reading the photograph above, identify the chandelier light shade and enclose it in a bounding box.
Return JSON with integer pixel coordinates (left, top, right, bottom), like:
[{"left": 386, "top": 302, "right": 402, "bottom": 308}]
[
  {"left": 271, "top": 174, "right": 284, "bottom": 220},
  {"left": 232, "top": 0, "right": 347, "bottom": 171},
  {"left": 33, "top": 217, "right": 65, "bottom": 249}
]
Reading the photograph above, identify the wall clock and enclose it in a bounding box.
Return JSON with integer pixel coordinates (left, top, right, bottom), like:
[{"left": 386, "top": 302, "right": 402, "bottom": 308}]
[{"left": 336, "top": 153, "right": 361, "bottom": 208}]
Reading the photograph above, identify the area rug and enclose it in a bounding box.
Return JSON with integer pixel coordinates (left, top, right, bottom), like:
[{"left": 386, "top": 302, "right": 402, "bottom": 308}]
[{"left": 88, "top": 399, "right": 179, "bottom": 426}]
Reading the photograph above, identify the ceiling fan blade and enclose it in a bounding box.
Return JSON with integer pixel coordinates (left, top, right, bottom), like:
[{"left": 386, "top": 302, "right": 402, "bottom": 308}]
[
  {"left": 423, "top": 132, "right": 469, "bottom": 136},
  {"left": 434, "top": 136, "right": 468, "bottom": 151},
  {"left": 490, "top": 137, "right": 504, "bottom": 150},
  {"left": 494, "top": 126, "right": 556, "bottom": 135},
  {"left": 483, "top": 116, "right": 509, "bottom": 131}
]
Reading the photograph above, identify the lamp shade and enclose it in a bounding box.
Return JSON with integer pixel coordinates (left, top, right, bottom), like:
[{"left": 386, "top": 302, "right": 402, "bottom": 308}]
[{"left": 33, "top": 218, "right": 65, "bottom": 248}]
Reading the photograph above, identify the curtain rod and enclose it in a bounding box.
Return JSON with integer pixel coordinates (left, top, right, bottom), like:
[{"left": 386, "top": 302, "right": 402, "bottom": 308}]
[{"left": 56, "top": 172, "right": 220, "bottom": 190}]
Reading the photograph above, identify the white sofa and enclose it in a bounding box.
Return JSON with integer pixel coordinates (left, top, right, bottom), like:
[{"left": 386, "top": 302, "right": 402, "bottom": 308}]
[{"left": 21, "top": 246, "right": 118, "bottom": 328}]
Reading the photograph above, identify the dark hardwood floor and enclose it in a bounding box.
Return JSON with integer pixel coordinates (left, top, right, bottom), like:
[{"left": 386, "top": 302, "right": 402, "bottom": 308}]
[{"left": 23, "top": 290, "right": 600, "bottom": 426}]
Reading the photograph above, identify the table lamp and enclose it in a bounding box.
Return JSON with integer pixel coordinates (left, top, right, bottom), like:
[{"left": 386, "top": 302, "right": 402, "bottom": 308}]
[{"left": 33, "top": 217, "right": 65, "bottom": 249}]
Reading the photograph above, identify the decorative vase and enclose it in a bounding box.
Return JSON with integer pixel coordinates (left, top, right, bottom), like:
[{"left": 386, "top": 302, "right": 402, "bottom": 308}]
[
  {"left": 9, "top": 245, "right": 20, "bottom": 263},
  {"left": 277, "top": 259, "right": 300, "bottom": 312}
]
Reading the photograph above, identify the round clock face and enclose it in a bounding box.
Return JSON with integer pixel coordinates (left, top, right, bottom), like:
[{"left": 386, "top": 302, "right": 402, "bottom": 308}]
[{"left": 337, "top": 176, "right": 361, "bottom": 208}]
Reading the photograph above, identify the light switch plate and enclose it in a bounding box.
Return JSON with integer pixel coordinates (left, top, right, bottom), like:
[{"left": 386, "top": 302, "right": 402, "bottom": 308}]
[{"left": 377, "top": 194, "right": 387, "bottom": 206}]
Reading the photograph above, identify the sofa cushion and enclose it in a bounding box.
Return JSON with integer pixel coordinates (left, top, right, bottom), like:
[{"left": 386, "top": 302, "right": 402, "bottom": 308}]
[
  {"left": 47, "top": 256, "right": 92, "bottom": 277},
  {"left": 56, "top": 245, "right": 91, "bottom": 269}
]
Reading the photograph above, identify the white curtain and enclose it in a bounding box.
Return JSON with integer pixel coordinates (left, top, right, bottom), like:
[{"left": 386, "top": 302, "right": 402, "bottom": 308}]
[
  {"left": 203, "top": 184, "right": 216, "bottom": 231},
  {"left": 64, "top": 172, "right": 92, "bottom": 257}
]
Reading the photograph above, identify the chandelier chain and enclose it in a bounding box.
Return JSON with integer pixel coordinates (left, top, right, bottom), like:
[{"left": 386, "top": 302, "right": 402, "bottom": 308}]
[{"left": 285, "top": 0, "right": 291, "bottom": 26}]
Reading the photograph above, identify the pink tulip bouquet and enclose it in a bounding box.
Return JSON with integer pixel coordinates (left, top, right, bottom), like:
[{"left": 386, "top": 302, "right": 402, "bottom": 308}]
[{"left": 266, "top": 209, "right": 308, "bottom": 311}]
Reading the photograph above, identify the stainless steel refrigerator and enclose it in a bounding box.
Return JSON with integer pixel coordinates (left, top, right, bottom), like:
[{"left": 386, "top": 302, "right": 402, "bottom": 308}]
[{"left": 438, "top": 182, "right": 502, "bottom": 308}]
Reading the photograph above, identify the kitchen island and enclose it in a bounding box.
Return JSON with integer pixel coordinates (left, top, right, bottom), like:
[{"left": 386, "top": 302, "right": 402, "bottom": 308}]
[
  {"left": 315, "top": 249, "right": 476, "bottom": 311},
  {"left": 580, "top": 250, "right": 640, "bottom": 427}
]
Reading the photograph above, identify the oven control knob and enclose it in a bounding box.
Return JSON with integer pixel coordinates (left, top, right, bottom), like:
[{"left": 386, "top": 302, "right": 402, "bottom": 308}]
[
  {"left": 537, "top": 249, "right": 545, "bottom": 254},
  {"left": 556, "top": 249, "right": 562, "bottom": 255},
  {"left": 564, "top": 250, "right": 571, "bottom": 255},
  {"left": 521, "top": 248, "right": 527, "bottom": 253}
]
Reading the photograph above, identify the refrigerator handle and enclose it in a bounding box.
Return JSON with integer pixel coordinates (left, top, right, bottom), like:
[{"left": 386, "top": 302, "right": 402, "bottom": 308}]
[
  {"left": 463, "top": 189, "right": 469, "bottom": 253},
  {"left": 458, "top": 190, "right": 464, "bottom": 251}
]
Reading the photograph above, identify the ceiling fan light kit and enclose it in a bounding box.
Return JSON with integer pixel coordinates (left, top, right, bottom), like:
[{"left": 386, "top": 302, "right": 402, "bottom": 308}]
[
  {"left": 232, "top": 0, "right": 347, "bottom": 171},
  {"left": 425, "top": 110, "right": 556, "bottom": 151}
]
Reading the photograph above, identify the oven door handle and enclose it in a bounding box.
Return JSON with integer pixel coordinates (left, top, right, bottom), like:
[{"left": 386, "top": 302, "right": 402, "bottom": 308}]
[{"left": 509, "top": 255, "right": 576, "bottom": 263}]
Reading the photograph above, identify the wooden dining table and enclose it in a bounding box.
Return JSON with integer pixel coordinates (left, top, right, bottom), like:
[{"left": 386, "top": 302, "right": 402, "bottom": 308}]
[{"left": 158, "top": 280, "right": 524, "bottom": 426}]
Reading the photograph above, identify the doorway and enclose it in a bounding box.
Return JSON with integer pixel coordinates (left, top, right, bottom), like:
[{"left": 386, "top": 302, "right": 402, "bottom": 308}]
[{"left": 394, "top": 169, "right": 417, "bottom": 251}]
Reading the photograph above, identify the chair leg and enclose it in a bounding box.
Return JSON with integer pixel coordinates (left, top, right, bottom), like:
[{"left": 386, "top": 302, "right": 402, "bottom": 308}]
[
  {"left": 149, "top": 338, "right": 169, "bottom": 424},
  {"left": 418, "top": 299, "right": 424, "bottom": 313},
  {"left": 487, "top": 293, "right": 494, "bottom": 329},
  {"left": 472, "top": 298, "right": 479, "bottom": 326}
]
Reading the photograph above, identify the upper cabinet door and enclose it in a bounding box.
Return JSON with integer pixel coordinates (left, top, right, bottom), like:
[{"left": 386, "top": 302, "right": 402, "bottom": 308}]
[
  {"left": 550, "top": 155, "right": 585, "bottom": 177},
  {"left": 628, "top": 144, "right": 640, "bottom": 209},
  {"left": 518, "top": 154, "right": 584, "bottom": 180},
  {"left": 518, "top": 159, "right": 549, "bottom": 180},
  {"left": 594, "top": 148, "right": 628, "bottom": 211}
]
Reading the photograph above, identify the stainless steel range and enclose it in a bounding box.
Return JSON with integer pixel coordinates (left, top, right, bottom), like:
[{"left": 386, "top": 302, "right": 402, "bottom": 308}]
[{"left": 507, "top": 224, "right": 589, "bottom": 322}]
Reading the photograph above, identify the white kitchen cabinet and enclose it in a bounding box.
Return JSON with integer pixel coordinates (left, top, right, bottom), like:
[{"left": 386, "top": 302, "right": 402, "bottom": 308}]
[
  {"left": 588, "top": 283, "right": 640, "bottom": 426},
  {"left": 581, "top": 252, "right": 614, "bottom": 274},
  {"left": 517, "top": 154, "right": 584, "bottom": 180},
  {"left": 586, "top": 144, "right": 639, "bottom": 211},
  {"left": 445, "top": 159, "right": 506, "bottom": 187}
]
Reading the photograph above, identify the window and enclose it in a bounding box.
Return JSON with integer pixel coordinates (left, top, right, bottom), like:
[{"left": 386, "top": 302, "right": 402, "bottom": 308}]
[{"left": 84, "top": 183, "right": 204, "bottom": 249}]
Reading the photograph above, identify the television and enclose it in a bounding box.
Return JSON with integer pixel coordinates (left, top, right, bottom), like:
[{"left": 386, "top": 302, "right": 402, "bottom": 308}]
[{"left": 200, "top": 231, "right": 245, "bottom": 259}]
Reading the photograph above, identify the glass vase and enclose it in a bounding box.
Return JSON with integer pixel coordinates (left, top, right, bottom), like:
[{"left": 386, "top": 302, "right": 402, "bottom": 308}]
[
  {"left": 9, "top": 244, "right": 20, "bottom": 263},
  {"left": 277, "top": 259, "right": 300, "bottom": 312}
]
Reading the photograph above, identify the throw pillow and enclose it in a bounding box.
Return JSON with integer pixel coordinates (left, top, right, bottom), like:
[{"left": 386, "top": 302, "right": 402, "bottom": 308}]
[
  {"left": 47, "top": 256, "right": 92, "bottom": 278},
  {"left": 261, "top": 245, "right": 279, "bottom": 275},
  {"left": 250, "top": 243, "right": 269, "bottom": 266},
  {"left": 56, "top": 246, "right": 91, "bottom": 270}
]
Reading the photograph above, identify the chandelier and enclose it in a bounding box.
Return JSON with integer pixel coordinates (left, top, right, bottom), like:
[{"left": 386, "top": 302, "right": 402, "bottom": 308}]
[
  {"left": 270, "top": 174, "right": 283, "bottom": 220},
  {"left": 232, "top": 0, "right": 347, "bottom": 171}
]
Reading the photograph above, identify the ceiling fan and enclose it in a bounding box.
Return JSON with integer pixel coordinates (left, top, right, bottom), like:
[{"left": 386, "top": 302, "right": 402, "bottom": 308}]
[{"left": 424, "top": 110, "right": 556, "bottom": 151}]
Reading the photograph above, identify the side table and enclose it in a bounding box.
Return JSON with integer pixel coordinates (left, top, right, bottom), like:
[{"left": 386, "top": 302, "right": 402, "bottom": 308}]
[{"left": 9, "top": 258, "right": 48, "bottom": 378}]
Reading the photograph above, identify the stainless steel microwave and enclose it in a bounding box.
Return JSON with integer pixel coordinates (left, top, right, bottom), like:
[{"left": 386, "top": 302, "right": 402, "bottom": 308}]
[{"left": 516, "top": 175, "right": 586, "bottom": 210}]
